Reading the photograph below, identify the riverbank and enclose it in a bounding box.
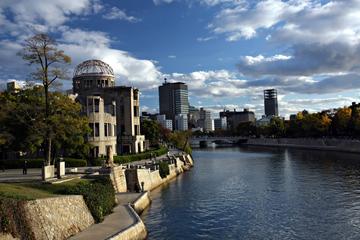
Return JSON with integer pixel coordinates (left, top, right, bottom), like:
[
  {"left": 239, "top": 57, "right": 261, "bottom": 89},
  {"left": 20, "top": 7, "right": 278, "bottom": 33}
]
[
  {"left": 0, "top": 152, "right": 194, "bottom": 240},
  {"left": 244, "top": 138, "right": 360, "bottom": 153}
]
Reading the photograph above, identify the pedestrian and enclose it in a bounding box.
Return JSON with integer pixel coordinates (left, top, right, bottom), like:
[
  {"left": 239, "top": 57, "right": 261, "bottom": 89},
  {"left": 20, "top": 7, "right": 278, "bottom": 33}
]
[{"left": 23, "top": 160, "right": 27, "bottom": 175}]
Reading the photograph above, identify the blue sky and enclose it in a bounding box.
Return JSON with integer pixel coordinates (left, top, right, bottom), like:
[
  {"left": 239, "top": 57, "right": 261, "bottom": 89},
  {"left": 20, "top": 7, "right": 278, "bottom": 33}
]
[{"left": 1, "top": 0, "right": 360, "bottom": 118}]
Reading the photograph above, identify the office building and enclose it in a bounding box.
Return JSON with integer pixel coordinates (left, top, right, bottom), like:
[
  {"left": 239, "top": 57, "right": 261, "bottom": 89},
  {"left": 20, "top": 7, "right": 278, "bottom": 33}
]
[
  {"left": 73, "top": 59, "right": 145, "bottom": 156},
  {"left": 220, "top": 108, "right": 255, "bottom": 130},
  {"left": 198, "top": 108, "right": 213, "bottom": 132},
  {"left": 159, "top": 81, "right": 189, "bottom": 130},
  {"left": 264, "top": 89, "right": 278, "bottom": 117},
  {"left": 175, "top": 114, "right": 188, "bottom": 131},
  {"left": 214, "top": 117, "right": 227, "bottom": 130},
  {"left": 156, "top": 114, "right": 173, "bottom": 131}
]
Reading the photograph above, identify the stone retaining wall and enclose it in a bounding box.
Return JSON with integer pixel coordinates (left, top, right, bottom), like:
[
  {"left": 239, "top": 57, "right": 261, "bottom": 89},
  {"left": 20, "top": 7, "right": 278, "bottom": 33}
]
[
  {"left": 135, "top": 156, "right": 188, "bottom": 192},
  {"left": 24, "top": 196, "right": 94, "bottom": 240},
  {"left": 131, "top": 192, "right": 151, "bottom": 214},
  {"left": 1, "top": 195, "right": 94, "bottom": 240},
  {"left": 110, "top": 166, "right": 127, "bottom": 192},
  {"left": 245, "top": 138, "right": 360, "bottom": 153},
  {"left": 108, "top": 192, "right": 151, "bottom": 240}
]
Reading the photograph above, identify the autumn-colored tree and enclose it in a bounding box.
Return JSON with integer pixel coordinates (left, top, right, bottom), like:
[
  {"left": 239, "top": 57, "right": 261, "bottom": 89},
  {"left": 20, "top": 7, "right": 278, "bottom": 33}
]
[
  {"left": 332, "top": 107, "right": 352, "bottom": 136},
  {"left": 18, "top": 33, "right": 71, "bottom": 165}
]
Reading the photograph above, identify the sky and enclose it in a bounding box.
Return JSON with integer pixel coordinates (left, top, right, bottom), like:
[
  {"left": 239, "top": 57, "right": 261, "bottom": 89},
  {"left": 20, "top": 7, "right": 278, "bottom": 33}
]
[{"left": 1, "top": 0, "right": 360, "bottom": 118}]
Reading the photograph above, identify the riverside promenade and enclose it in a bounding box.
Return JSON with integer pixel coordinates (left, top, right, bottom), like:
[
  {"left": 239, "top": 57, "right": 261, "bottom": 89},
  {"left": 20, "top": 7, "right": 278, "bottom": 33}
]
[{"left": 70, "top": 193, "right": 148, "bottom": 240}]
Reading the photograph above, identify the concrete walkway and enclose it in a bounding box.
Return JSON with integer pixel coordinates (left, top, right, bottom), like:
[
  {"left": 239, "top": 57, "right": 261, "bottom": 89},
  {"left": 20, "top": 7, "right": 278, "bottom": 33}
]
[{"left": 70, "top": 193, "right": 142, "bottom": 240}]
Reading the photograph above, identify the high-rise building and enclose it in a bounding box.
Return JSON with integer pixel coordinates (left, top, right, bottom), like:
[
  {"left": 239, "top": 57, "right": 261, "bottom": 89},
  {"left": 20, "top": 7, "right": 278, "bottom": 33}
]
[
  {"left": 73, "top": 59, "right": 145, "bottom": 156},
  {"left": 175, "top": 114, "right": 188, "bottom": 131},
  {"left": 156, "top": 114, "right": 173, "bottom": 131},
  {"left": 264, "top": 89, "right": 278, "bottom": 117},
  {"left": 198, "top": 108, "right": 213, "bottom": 132},
  {"left": 159, "top": 81, "right": 189, "bottom": 130}
]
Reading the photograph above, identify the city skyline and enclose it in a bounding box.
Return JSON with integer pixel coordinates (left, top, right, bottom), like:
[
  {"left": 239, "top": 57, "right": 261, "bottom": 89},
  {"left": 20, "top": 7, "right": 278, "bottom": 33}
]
[{"left": 1, "top": 0, "right": 360, "bottom": 118}]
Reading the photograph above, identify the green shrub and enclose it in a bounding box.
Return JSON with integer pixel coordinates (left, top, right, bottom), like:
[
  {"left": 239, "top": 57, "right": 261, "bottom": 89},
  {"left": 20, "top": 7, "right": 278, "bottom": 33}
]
[
  {"left": 89, "top": 157, "right": 107, "bottom": 166},
  {"left": 60, "top": 176, "right": 115, "bottom": 222},
  {"left": 63, "top": 158, "right": 87, "bottom": 167},
  {"left": 159, "top": 162, "right": 170, "bottom": 179},
  {"left": 112, "top": 146, "right": 168, "bottom": 165}
]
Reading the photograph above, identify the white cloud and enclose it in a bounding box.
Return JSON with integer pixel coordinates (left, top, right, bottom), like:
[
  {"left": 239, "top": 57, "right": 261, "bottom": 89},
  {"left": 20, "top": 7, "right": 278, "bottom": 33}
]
[
  {"left": 197, "top": 36, "right": 215, "bottom": 42},
  {"left": 243, "top": 54, "right": 292, "bottom": 65},
  {"left": 0, "top": 1, "right": 161, "bottom": 90},
  {"left": 153, "top": 0, "right": 175, "bottom": 5},
  {"left": 168, "top": 55, "right": 177, "bottom": 59},
  {"left": 58, "top": 29, "right": 162, "bottom": 89},
  {"left": 103, "top": 7, "right": 141, "bottom": 23},
  {"left": 0, "top": 0, "right": 94, "bottom": 36}
]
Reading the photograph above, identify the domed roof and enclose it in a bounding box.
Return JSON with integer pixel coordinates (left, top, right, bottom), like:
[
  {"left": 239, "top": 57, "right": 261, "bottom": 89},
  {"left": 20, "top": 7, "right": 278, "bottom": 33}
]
[{"left": 73, "top": 59, "right": 114, "bottom": 77}]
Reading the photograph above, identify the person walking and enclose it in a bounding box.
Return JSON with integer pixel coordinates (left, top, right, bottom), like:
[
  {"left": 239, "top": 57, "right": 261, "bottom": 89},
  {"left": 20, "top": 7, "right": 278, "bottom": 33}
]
[{"left": 23, "top": 160, "right": 27, "bottom": 175}]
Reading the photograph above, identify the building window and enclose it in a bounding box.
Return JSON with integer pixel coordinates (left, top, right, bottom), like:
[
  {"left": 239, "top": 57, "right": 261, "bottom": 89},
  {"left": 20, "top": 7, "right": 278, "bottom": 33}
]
[
  {"left": 134, "top": 125, "right": 140, "bottom": 135},
  {"left": 134, "top": 91, "right": 138, "bottom": 100},
  {"left": 133, "top": 106, "right": 139, "bottom": 117},
  {"left": 109, "top": 124, "right": 113, "bottom": 136},
  {"left": 121, "top": 125, "right": 125, "bottom": 135},
  {"left": 94, "top": 99, "right": 99, "bottom": 112},
  {"left": 89, "top": 123, "right": 94, "bottom": 136},
  {"left": 95, "top": 123, "right": 99, "bottom": 137},
  {"left": 114, "top": 125, "right": 117, "bottom": 136},
  {"left": 93, "top": 147, "right": 99, "bottom": 158},
  {"left": 88, "top": 98, "right": 93, "bottom": 113},
  {"left": 112, "top": 104, "right": 116, "bottom": 116},
  {"left": 104, "top": 123, "right": 108, "bottom": 137}
]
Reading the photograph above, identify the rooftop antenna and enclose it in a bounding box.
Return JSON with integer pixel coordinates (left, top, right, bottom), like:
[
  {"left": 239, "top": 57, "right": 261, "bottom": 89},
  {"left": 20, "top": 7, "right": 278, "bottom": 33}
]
[{"left": 164, "top": 78, "right": 167, "bottom": 84}]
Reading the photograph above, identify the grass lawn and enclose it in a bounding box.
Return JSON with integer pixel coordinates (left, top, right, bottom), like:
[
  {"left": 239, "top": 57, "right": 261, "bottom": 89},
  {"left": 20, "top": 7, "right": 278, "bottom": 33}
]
[{"left": 0, "top": 178, "right": 90, "bottom": 200}]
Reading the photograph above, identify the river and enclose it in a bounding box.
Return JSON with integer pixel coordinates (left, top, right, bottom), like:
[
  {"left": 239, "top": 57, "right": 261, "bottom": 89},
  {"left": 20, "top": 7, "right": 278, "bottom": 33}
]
[{"left": 141, "top": 146, "right": 360, "bottom": 240}]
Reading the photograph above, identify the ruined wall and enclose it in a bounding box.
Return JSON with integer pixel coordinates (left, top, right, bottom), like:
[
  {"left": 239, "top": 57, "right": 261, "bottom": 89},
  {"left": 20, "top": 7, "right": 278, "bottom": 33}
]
[{"left": 110, "top": 166, "right": 127, "bottom": 193}]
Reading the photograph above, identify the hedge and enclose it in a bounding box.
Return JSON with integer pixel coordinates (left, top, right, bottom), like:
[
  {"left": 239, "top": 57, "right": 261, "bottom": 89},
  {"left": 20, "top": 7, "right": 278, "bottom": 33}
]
[
  {"left": 0, "top": 158, "right": 87, "bottom": 169},
  {"left": 113, "top": 146, "right": 168, "bottom": 165},
  {"left": 60, "top": 176, "right": 116, "bottom": 222},
  {"left": 90, "top": 146, "right": 168, "bottom": 166},
  {"left": 159, "top": 162, "right": 170, "bottom": 179}
]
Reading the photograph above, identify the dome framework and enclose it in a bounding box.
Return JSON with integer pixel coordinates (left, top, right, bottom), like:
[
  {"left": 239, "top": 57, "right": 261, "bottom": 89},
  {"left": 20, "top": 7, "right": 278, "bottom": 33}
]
[{"left": 73, "top": 59, "right": 114, "bottom": 77}]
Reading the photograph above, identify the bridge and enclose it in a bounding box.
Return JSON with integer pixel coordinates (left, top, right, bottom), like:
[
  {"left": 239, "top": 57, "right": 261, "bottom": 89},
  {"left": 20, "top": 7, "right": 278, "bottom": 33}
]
[{"left": 190, "top": 136, "right": 248, "bottom": 147}]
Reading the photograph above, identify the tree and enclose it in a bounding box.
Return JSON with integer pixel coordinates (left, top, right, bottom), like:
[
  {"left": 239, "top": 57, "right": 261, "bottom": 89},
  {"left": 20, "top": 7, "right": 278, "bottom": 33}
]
[
  {"left": 332, "top": 107, "right": 352, "bottom": 136},
  {"left": 269, "top": 117, "right": 285, "bottom": 137},
  {"left": 0, "top": 87, "right": 90, "bottom": 160},
  {"left": 18, "top": 33, "right": 71, "bottom": 165},
  {"left": 169, "top": 131, "right": 192, "bottom": 154},
  {"left": 141, "top": 119, "right": 161, "bottom": 146}
]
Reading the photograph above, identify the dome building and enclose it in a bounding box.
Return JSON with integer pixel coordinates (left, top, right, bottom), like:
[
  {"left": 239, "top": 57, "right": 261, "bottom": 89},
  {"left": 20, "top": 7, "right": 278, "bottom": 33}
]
[{"left": 73, "top": 59, "right": 145, "bottom": 157}]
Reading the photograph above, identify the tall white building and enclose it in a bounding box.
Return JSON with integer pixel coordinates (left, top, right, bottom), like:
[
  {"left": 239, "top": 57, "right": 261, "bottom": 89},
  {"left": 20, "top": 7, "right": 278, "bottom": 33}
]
[
  {"left": 156, "top": 114, "right": 173, "bottom": 131},
  {"left": 175, "top": 114, "right": 188, "bottom": 131},
  {"left": 198, "top": 108, "right": 213, "bottom": 132}
]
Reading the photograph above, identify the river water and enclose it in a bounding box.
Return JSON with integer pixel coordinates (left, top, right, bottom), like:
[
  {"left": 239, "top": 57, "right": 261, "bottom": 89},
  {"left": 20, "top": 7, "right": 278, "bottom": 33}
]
[{"left": 141, "top": 146, "right": 360, "bottom": 240}]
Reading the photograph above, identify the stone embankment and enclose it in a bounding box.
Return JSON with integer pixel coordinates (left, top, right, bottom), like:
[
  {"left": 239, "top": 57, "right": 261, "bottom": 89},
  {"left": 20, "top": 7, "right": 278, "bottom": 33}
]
[
  {"left": 0, "top": 153, "right": 194, "bottom": 240},
  {"left": 1, "top": 196, "right": 94, "bottom": 240},
  {"left": 245, "top": 138, "right": 360, "bottom": 153}
]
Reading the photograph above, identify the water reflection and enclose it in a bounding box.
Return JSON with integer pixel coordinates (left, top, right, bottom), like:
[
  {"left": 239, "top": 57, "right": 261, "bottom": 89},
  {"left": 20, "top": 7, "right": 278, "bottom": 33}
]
[{"left": 141, "top": 147, "right": 360, "bottom": 240}]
